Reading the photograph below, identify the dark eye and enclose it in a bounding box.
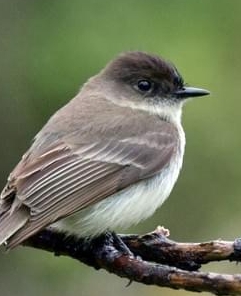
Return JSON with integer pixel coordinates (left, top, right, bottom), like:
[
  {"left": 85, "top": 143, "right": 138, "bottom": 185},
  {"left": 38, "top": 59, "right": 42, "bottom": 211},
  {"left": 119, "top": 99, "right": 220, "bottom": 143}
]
[{"left": 137, "top": 80, "right": 152, "bottom": 92}]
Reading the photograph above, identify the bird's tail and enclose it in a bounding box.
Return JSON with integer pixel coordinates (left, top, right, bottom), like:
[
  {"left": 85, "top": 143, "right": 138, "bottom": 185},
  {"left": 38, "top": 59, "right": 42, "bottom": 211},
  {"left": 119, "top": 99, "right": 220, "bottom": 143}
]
[{"left": 0, "top": 207, "right": 29, "bottom": 246}]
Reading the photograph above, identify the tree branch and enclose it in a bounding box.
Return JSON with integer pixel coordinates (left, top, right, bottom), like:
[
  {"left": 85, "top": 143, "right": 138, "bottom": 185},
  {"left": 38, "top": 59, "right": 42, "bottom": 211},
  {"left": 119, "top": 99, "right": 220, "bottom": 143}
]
[{"left": 22, "top": 229, "right": 241, "bottom": 295}]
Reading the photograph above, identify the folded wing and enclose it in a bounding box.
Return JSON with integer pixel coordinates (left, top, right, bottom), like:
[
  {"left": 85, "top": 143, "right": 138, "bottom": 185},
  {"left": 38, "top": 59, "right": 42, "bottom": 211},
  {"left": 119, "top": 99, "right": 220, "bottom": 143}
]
[{"left": 0, "top": 124, "right": 179, "bottom": 248}]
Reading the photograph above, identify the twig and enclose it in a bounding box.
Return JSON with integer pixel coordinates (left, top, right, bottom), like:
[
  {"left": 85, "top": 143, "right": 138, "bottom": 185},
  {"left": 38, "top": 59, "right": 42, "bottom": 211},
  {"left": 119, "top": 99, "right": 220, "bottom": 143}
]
[{"left": 22, "top": 229, "right": 241, "bottom": 295}]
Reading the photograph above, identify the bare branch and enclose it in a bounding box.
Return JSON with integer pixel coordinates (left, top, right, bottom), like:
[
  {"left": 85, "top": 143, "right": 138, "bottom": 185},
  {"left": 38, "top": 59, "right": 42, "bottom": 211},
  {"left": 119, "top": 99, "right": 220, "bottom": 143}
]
[
  {"left": 22, "top": 229, "right": 241, "bottom": 295},
  {"left": 121, "top": 234, "right": 241, "bottom": 270}
]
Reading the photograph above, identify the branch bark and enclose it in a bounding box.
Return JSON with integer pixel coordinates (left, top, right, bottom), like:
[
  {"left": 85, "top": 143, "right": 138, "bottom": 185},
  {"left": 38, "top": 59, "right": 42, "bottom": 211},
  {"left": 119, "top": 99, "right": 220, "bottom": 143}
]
[{"left": 22, "top": 229, "right": 241, "bottom": 295}]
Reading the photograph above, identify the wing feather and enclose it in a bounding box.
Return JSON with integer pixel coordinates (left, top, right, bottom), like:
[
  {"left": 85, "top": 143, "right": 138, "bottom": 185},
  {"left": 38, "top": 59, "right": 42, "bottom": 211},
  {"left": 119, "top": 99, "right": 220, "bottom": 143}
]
[{"left": 0, "top": 121, "right": 180, "bottom": 248}]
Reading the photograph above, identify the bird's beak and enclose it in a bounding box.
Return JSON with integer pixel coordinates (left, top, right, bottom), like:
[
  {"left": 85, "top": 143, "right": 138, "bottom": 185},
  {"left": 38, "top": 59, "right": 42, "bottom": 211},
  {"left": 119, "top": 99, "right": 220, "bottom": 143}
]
[{"left": 174, "top": 86, "right": 210, "bottom": 99}]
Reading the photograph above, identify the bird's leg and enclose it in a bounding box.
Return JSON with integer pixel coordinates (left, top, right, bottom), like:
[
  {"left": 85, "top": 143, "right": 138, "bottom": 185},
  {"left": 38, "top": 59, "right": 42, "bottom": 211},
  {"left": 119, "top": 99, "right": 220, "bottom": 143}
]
[
  {"left": 89, "top": 231, "right": 135, "bottom": 259},
  {"left": 110, "top": 231, "right": 134, "bottom": 257}
]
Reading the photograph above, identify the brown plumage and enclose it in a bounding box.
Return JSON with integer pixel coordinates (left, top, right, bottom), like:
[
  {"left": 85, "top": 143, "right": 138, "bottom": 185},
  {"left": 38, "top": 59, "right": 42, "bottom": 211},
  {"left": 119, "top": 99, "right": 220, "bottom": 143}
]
[
  {"left": 0, "top": 102, "right": 179, "bottom": 247},
  {"left": 0, "top": 51, "right": 209, "bottom": 248}
]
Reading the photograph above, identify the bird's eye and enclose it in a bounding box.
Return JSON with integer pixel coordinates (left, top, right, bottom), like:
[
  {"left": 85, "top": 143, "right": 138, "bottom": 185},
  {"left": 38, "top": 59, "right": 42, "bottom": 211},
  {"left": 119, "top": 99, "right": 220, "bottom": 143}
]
[{"left": 137, "top": 80, "right": 152, "bottom": 92}]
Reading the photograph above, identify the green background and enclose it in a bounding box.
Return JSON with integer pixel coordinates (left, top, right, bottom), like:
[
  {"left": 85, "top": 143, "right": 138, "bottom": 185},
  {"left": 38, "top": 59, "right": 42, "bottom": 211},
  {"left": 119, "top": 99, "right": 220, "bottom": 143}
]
[{"left": 0, "top": 1, "right": 241, "bottom": 295}]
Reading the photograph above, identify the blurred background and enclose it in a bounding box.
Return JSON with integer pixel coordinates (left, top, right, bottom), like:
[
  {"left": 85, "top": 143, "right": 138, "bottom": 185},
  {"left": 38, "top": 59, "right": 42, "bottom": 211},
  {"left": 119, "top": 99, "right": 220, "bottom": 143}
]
[{"left": 0, "top": 0, "right": 241, "bottom": 295}]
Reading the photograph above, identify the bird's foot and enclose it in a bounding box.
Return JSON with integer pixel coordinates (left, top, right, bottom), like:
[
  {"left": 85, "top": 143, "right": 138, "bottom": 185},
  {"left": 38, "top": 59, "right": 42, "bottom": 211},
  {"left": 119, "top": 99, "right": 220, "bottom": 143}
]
[{"left": 90, "top": 231, "right": 135, "bottom": 262}]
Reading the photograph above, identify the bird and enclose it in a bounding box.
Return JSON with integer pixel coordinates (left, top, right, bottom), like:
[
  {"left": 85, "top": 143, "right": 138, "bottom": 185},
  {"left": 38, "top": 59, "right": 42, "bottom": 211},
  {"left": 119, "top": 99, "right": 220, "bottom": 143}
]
[{"left": 0, "top": 51, "right": 210, "bottom": 249}]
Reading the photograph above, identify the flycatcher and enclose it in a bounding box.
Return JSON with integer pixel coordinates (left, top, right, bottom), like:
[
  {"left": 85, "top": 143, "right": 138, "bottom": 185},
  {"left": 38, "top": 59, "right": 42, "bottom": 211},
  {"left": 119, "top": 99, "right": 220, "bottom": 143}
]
[{"left": 0, "top": 51, "right": 209, "bottom": 248}]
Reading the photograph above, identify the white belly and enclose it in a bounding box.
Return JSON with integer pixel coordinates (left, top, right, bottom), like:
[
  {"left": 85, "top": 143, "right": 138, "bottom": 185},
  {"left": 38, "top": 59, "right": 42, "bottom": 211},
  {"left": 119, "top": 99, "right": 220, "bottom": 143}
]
[{"left": 53, "top": 129, "right": 185, "bottom": 237}]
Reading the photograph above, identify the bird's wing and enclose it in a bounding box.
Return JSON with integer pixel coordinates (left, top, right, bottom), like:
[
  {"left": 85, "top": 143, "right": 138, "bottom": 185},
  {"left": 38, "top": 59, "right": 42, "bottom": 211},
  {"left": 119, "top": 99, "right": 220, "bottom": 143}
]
[{"left": 0, "top": 124, "right": 179, "bottom": 248}]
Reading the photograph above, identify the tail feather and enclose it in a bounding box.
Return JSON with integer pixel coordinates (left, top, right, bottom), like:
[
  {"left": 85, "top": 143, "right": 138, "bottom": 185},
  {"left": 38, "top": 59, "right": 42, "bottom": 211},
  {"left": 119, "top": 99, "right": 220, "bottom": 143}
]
[{"left": 0, "top": 207, "right": 29, "bottom": 246}]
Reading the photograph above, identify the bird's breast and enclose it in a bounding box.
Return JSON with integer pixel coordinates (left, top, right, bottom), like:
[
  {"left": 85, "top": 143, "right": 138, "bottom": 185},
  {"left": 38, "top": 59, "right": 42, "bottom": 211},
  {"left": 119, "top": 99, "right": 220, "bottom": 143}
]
[{"left": 54, "top": 126, "right": 185, "bottom": 237}]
